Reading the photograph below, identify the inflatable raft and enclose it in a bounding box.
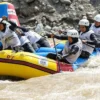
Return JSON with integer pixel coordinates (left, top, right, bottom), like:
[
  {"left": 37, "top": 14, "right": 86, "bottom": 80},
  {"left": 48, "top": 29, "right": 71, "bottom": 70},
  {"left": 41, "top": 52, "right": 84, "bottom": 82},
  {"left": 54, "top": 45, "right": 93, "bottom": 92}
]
[
  {"left": 0, "top": 50, "right": 77, "bottom": 79},
  {"left": 0, "top": 40, "right": 96, "bottom": 79},
  {"left": 0, "top": 48, "right": 97, "bottom": 79}
]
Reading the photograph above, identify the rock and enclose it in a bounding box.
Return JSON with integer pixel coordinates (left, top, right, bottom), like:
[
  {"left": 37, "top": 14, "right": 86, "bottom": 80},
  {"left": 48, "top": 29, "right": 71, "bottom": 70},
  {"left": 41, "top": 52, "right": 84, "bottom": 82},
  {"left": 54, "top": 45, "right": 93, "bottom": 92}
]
[
  {"left": 45, "top": 25, "right": 52, "bottom": 32},
  {"left": 20, "top": 9, "right": 29, "bottom": 17},
  {"left": 12, "top": 1, "right": 20, "bottom": 12},
  {"left": 60, "top": 0, "right": 71, "bottom": 5},
  {"left": 52, "top": 0, "right": 60, "bottom": 4},
  {"left": 45, "top": 5, "right": 56, "bottom": 13},
  {"left": 27, "top": 17, "right": 36, "bottom": 22},
  {"left": 78, "top": 0, "right": 90, "bottom": 4},
  {"left": 34, "top": 6, "right": 40, "bottom": 13},
  {"left": 48, "top": 8, "right": 56, "bottom": 13},
  {"left": 78, "top": 5, "right": 84, "bottom": 11},
  {"left": 26, "top": 0, "right": 35, "bottom": 3},
  {"left": 4, "top": 0, "right": 98, "bottom": 30},
  {"left": 86, "top": 12, "right": 93, "bottom": 16}
]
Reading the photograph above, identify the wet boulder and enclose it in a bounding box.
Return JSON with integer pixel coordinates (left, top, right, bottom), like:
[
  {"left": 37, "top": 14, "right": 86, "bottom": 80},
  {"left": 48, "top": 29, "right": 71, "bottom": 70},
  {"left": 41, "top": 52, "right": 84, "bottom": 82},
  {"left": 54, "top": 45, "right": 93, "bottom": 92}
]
[
  {"left": 60, "top": 0, "right": 71, "bottom": 5},
  {"left": 52, "top": 0, "right": 60, "bottom": 4},
  {"left": 26, "top": 0, "right": 35, "bottom": 3}
]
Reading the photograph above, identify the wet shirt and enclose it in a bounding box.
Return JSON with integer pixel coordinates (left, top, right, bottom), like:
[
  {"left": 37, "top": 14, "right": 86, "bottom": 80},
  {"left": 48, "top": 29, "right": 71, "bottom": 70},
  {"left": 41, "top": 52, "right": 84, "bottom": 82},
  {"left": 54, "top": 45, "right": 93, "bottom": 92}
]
[
  {"left": 79, "top": 30, "right": 96, "bottom": 54},
  {"left": 0, "top": 25, "right": 21, "bottom": 49},
  {"left": 90, "top": 23, "right": 100, "bottom": 39},
  {"left": 19, "top": 36, "right": 30, "bottom": 46},
  {"left": 62, "top": 39, "right": 82, "bottom": 64},
  {"left": 24, "top": 30, "right": 42, "bottom": 44}
]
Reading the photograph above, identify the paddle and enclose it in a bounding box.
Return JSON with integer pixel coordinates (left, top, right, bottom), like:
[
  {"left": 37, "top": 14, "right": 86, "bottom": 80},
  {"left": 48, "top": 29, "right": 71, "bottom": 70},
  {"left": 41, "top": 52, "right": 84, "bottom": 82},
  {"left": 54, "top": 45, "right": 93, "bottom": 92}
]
[
  {"left": 83, "top": 42, "right": 100, "bottom": 55},
  {"left": 83, "top": 42, "right": 95, "bottom": 49},
  {"left": 52, "top": 37, "right": 62, "bottom": 72}
]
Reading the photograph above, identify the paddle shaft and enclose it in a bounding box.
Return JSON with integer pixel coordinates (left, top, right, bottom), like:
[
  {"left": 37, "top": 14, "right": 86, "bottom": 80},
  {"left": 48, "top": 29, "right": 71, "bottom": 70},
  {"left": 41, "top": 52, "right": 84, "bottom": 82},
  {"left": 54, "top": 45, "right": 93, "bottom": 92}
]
[
  {"left": 83, "top": 42, "right": 95, "bottom": 48},
  {"left": 53, "top": 38, "right": 61, "bottom": 72}
]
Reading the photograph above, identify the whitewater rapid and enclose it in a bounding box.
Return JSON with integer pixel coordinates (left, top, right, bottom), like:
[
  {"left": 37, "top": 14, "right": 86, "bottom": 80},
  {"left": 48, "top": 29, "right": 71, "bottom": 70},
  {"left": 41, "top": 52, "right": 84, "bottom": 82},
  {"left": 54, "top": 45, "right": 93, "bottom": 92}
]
[{"left": 0, "top": 56, "right": 100, "bottom": 100}]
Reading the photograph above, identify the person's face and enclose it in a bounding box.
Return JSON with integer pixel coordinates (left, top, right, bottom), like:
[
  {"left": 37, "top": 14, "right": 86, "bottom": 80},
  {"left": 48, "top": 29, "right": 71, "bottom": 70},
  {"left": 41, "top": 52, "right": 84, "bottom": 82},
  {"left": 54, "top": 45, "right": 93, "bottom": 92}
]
[
  {"left": 0, "top": 24, "right": 4, "bottom": 31},
  {"left": 94, "top": 21, "right": 100, "bottom": 27},
  {"left": 79, "top": 25, "right": 86, "bottom": 33},
  {"left": 68, "top": 36, "right": 73, "bottom": 43}
]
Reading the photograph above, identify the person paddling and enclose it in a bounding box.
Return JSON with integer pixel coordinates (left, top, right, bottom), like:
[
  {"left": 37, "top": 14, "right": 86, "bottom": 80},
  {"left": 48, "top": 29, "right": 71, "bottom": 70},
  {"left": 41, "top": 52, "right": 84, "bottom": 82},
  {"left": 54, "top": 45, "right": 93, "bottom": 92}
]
[
  {"left": 90, "top": 14, "right": 100, "bottom": 47},
  {"left": 1, "top": 16, "right": 35, "bottom": 53},
  {"left": 0, "top": 21, "right": 21, "bottom": 52},
  {"left": 79, "top": 19, "right": 98, "bottom": 58},
  {"left": 47, "top": 29, "right": 82, "bottom": 64}
]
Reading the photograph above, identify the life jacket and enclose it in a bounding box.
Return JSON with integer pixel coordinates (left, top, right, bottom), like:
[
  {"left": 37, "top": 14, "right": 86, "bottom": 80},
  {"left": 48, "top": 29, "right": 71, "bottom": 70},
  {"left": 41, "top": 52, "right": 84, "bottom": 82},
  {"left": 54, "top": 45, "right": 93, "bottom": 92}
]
[
  {"left": 0, "top": 25, "right": 21, "bottom": 49},
  {"left": 62, "top": 39, "right": 82, "bottom": 64},
  {"left": 24, "top": 30, "right": 41, "bottom": 44},
  {"left": 79, "top": 30, "right": 95, "bottom": 54},
  {"left": 90, "top": 23, "right": 100, "bottom": 39},
  {"left": 19, "top": 36, "right": 30, "bottom": 46}
]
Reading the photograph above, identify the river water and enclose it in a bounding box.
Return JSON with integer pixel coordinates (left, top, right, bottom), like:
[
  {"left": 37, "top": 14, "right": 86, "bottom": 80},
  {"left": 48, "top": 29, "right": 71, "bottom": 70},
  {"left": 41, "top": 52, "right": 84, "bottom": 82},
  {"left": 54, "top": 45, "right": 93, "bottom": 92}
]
[{"left": 0, "top": 55, "right": 100, "bottom": 100}]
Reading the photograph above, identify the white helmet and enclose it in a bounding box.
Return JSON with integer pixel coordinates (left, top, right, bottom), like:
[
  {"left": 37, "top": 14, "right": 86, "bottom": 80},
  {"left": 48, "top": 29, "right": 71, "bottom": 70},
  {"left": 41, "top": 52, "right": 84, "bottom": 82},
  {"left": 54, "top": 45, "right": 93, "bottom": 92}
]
[
  {"left": 79, "top": 19, "right": 89, "bottom": 26},
  {"left": 67, "top": 29, "right": 79, "bottom": 38},
  {"left": 94, "top": 14, "right": 100, "bottom": 22}
]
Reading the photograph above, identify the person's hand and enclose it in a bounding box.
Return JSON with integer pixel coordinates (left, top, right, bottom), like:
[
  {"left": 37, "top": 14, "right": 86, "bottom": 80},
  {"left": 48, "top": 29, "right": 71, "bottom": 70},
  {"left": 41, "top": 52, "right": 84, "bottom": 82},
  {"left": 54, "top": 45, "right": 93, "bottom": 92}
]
[
  {"left": 58, "top": 30, "right": 63, "bottom": 34},
  {"left": 82, "top": 40, "right": 87, "bottom": 43},
  {"left": 56, "top": 54, "right": 62, "bottom": 60},
  {"left": 15, "top": 29, "right": 22, "bottom": 35},
  {"left": 58, "top": 30, "right": 64, "bottom": 34},
  {"left": 21, "top": 33, "right": 25, "bottom": 36},
  {"left": 51, "top": 34, "right": 54, "bottom": 38}
]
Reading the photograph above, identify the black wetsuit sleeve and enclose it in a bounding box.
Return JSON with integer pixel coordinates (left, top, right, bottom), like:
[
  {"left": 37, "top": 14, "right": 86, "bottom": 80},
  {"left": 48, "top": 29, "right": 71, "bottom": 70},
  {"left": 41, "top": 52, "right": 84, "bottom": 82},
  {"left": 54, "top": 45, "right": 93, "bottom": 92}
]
[
  {"left": 86, "top": 34, "right": 98, "bottom": 45},
  {"left": 8, "top": 20, "right": 29, "bottom": 32},
  {"left": 70, "top": 45, "right": 79, "bottom": 54},
  {"left": 45, "top": 33, "right": 51, "bottom": 38},
  {"left": 8, "top": 21, "right": 17, "bottom": 31},
  {"left": 9, "top": 25, "right": 16, "bottom": 31},
  {"left": 8, "top": 21, "right": 17, "bottom": 28},
  {"left": 46, "top": 33, "right": 68, "bottom": 39},
  {"left": 54, "top": 34, "right": 68, "bottom": 40},
  {"left": 17, "top": 26, "right": 29, "bottom": 32}
]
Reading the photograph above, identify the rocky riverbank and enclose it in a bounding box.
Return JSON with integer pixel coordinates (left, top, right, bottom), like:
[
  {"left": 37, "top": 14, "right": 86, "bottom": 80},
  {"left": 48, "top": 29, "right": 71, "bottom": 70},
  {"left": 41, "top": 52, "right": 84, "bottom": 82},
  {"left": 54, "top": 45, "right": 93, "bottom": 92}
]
[{"left": 1, "top": 0, "right": 100, "bottom": 29}]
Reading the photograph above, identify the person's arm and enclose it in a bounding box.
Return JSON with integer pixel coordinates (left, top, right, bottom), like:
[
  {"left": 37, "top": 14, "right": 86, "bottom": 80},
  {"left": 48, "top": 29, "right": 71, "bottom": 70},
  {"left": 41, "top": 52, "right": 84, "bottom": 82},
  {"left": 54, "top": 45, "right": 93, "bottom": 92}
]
[
  {"left": 8, "top": 20, "right": 29, "bottom": 32},
  {"left": 54, "top": 34, "right": 68, "bottom": 40},
  {"left": 9, "top": 25, "right": 16, "bottom": 31},
  {"left": 9, "top": 25, "right": 25, "bottom": 36},
  {"left": 8, "top": 21, "right": 17, "bottom": 28},
  {"left": 86, "top": 34, "right": 98, "bottom": 45},
  {"left": 46, "top": 33, "right": 68, "bottom": 40},
  {"left": 15, "top": 29, "right": 25, "bottom": 36},
  {"left": 17, "top": 26, "right": 29, "bottom": 32},
  {"left": 4, "top": 20, "right": 17, "bottom": 31}
]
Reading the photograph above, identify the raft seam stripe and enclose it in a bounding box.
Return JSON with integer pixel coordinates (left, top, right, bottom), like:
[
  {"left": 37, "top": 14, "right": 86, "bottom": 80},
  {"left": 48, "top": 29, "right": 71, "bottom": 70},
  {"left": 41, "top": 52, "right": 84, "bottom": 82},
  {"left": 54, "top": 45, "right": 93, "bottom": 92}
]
[{"left": 0, "top": 58, "right": 59, "bottom": 74}]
